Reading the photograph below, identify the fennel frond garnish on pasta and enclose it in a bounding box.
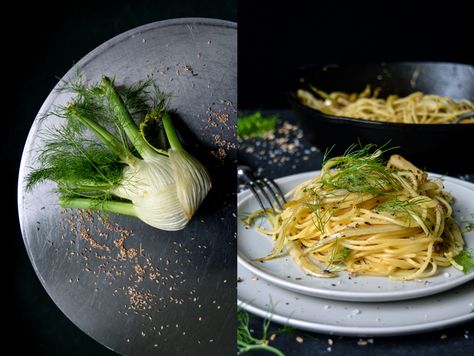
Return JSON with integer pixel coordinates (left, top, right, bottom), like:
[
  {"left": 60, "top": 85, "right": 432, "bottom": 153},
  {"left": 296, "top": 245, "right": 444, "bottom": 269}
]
[{"left": 245, "top": 145, "right": 471, "bottom": 280}]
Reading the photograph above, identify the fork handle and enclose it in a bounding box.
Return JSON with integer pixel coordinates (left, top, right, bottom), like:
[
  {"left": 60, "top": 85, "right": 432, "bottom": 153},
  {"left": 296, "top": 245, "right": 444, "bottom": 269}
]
[{"left": 237, "top": 165, "right": 257, "bottom": 184}]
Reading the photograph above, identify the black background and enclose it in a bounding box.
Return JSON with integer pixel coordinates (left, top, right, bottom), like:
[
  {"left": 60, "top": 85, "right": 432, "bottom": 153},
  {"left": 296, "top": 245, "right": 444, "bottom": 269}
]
[
  {"left": 238, "top": 0, "right": 473, "bottom": 109},
  {"left": 5, "top": 1, "right": 235, "bottom": 355}
]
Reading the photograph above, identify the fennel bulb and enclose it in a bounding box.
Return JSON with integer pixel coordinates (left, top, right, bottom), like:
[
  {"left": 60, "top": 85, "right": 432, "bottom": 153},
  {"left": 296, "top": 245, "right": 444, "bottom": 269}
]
[{"left": 27, "top": 76, "right": 211, "bottom": 231}]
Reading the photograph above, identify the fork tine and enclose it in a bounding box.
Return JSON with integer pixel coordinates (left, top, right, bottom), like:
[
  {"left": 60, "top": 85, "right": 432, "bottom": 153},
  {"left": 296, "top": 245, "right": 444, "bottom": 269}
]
[
  {"left": 263, "top": 177, "right": 287, "bottom": 206},
  {"left": 254, "top": 180, "right": 277, "bottom": 212},
  {"left": 247, "top": 182, "right": 267, "bottom": 212},
  {"left": 237, "top": 165, "right": 285, "bottom": 213},
  {"left": 257, "top": 179, "right": 283, "bottom": 210}
]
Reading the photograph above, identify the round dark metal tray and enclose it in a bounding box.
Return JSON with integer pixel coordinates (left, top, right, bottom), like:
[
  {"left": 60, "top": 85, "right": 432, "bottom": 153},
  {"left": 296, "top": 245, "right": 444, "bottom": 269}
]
[{"left": 18, "top": 18, "right": 236, "bottom": 355}]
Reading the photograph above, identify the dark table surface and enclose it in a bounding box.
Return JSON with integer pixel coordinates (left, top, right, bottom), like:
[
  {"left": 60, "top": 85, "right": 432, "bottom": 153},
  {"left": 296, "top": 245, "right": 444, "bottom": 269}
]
[
  {"left": 6, "top": 2, "right": 235, "bottom": 355},
  {"left": 238, "top": 109, "right": 474, "bottom": 356}
]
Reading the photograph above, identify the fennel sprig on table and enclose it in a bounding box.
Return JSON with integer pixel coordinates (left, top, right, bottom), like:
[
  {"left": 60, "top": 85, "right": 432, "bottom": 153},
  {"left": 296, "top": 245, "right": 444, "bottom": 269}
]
[
  {"left": 26, "top": 76, "right": 211, "bottom": 231},
  {"left": 237, "top": 309, "right": 285, "bottom": 356}
]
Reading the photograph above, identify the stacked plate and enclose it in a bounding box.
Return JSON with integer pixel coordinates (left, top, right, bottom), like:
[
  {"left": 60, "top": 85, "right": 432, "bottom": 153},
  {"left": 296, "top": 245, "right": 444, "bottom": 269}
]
[{"left": 237, "top": 171, "right": 474, "bottom": 336}]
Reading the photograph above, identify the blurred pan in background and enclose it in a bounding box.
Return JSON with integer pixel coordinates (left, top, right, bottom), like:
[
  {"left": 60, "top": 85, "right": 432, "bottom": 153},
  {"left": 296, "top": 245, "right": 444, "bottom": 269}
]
[{"left": 288, "top": 62, "right": 474, "bottom": 174}]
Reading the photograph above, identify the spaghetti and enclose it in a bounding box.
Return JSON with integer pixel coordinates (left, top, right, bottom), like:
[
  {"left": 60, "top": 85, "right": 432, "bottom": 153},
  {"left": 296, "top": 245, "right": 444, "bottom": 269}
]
[
  {"left": 246, "top": 146, "right": 466, "bottom": 280},
  {"left": 297, "top": 86, "right": 474, "bottom": 124}
]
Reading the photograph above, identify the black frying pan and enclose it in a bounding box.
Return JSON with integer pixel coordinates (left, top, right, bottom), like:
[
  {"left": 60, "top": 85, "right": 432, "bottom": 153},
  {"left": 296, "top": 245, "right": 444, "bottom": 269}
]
[{"left": 288, "top": 62, "right": 474, "bottom": 174}]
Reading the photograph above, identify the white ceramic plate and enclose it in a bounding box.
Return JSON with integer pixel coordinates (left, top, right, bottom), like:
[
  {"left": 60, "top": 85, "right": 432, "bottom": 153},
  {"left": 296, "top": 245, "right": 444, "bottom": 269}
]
[
  {"left": 237, "top": 261, "right": 474, "bottom": 336},
  {"left": 238, "top": 171, "right": 474, "bottom": 302}
]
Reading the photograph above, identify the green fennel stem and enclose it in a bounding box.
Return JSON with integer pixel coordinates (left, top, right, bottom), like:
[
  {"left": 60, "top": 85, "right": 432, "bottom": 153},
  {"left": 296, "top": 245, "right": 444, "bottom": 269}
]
[
  {"left": 237, "top": 343, "right": 284, "bottom": 356},
  {"left": 68, "top": 109, "right": 127, "bottom": 159},
  {"left": 101, "top": 76, "right": 156, "bottom": 158},
  {"left": 62, "top": 184, "right": 117, "bottom": 191},
  {"left": 60, "top": 198, "right": 137, "bottom": 217},
  {"left": 162, "top": 112, "right": 184, "bottom": 151}
]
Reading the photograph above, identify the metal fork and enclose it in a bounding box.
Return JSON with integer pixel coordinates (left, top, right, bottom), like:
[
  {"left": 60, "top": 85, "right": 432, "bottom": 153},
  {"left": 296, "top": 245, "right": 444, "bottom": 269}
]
[{"left": 237, "top": 165, "right": 287, "bottom": 212}]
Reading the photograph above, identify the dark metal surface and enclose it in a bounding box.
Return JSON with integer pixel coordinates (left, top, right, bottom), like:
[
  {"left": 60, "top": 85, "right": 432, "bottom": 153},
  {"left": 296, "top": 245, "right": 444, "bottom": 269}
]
[
  {"left": 238, "top": 109, "right": 474, "bottom": 355},
  {"left": 18, "top": 19, "right": 236, "bottom": 355},
  {"left": 288, "top": 62, "right": 474, "bottom": 174}
]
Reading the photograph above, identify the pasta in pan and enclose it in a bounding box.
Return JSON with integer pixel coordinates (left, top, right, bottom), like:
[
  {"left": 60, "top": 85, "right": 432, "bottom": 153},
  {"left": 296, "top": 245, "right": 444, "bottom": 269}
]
[
  {"left": 297, "top": 86, "right": 474, "bottom": 124},
  {"left": 245, "top": 146, "right": 466, "bottom": 280}
]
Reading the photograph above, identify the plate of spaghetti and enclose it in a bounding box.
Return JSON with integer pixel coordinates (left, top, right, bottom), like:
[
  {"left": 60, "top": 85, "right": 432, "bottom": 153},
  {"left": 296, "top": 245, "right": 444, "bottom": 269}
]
[{"left": 238, "top": 145, "right": 474, "bottom": 302}]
